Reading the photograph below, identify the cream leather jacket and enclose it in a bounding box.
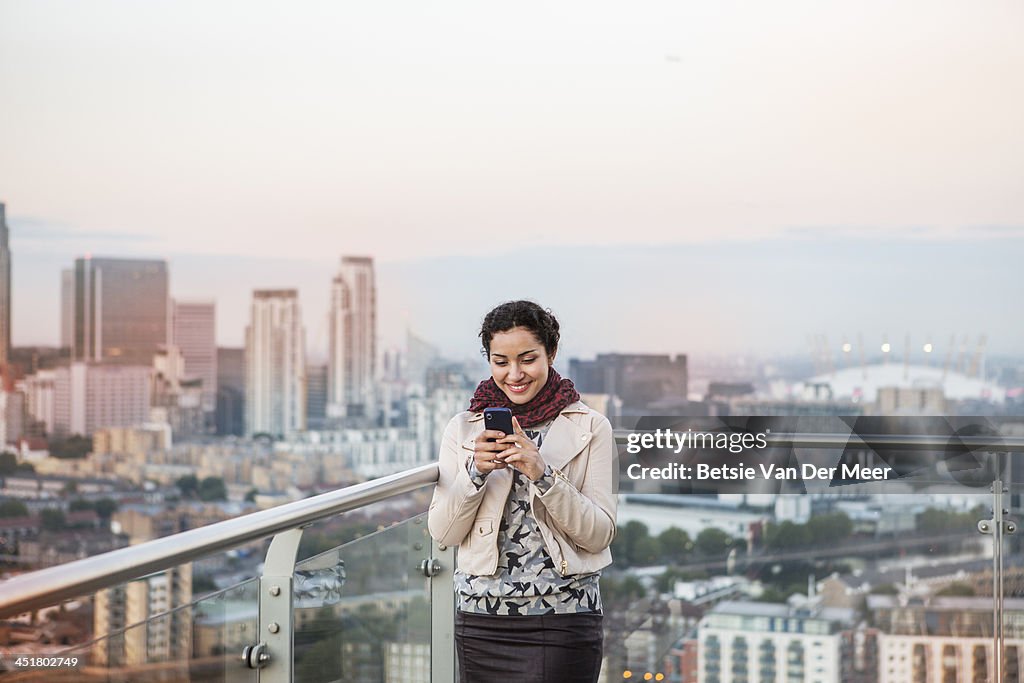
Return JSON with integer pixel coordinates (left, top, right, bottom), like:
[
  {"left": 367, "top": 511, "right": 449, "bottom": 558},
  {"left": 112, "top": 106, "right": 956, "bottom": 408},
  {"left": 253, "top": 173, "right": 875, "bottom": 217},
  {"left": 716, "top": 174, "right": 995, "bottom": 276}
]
[{"left": 427, "top": 401, "right": 617, "bottom": 577}]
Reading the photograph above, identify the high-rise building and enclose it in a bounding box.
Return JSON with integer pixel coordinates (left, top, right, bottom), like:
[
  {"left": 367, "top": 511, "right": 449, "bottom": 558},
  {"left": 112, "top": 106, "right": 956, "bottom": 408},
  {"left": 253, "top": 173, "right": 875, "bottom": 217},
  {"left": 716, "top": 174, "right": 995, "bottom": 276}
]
[
  {"left": 19, "top": 370, "right": 57, "bottom": 436},
  {"left": 245, "top": 290, "right": 306, "bottom": 437},
  {"left": 61, "top": 268, "right": 74, "bottom": 350},
  {"left": 0, "top": 202, "right": 11, "bottom": 367},
  {"left": 306, "top": 363, "right": 328, "bottom": 429},
  {"left": 72, "top": 257, "right": 169, "bottom": 365},
  {"left": 569, "top": 353, "right": 688, "bottom": 415},
  {"left": 53, "top": 363, "right": 153, "bottom": 437},
  {"left": 328, "top": 256, "right": 376, "bottom": 419},
  {"left": 171, "top": 300, "right": 217, "bottom": 418},
  {"left": 216, "top": 347, "right": 245, "bottom": 436}
]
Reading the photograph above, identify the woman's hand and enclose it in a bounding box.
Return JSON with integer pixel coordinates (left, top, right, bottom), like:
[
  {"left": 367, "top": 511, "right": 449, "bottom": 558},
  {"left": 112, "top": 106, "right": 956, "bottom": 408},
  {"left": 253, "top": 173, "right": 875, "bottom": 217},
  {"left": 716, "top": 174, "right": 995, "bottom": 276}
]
[
  {"left": 473, "top": 430, "right": 512, "bottom": 474},
  {"left": 497, "top": 417, "right": 546, "bottom": 481}
]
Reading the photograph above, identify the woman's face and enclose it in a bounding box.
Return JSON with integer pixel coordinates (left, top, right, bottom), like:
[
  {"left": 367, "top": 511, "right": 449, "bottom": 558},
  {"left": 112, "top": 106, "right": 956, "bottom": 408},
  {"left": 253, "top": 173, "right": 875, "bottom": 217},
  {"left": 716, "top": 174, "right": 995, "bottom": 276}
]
[{"left": 488, "top": 326, "right": 554, "bottom": 405}]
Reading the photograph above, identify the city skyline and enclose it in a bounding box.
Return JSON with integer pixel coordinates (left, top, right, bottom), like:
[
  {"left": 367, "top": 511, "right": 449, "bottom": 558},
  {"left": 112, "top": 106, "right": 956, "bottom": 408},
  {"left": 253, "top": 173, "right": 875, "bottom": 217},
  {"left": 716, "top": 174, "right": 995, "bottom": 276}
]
[{"left": 7, "top": 235, "right": 1024, "bottom": 362}]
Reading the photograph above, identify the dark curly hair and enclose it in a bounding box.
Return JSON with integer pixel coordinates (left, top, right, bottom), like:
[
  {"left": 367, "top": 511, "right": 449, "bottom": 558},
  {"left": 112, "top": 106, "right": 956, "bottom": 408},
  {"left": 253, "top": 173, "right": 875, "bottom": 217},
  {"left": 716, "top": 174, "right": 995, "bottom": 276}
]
[{"left": 479, "top": 300, "right": 561, "bottom": 358}]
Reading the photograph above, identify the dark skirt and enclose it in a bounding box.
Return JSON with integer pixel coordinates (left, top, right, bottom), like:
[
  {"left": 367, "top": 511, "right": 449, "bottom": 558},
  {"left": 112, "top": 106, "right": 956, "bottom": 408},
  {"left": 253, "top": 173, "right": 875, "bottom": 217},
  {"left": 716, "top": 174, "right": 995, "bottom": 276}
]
[{"left": 455, "top": 610, "right": 603, "bottom": 683}]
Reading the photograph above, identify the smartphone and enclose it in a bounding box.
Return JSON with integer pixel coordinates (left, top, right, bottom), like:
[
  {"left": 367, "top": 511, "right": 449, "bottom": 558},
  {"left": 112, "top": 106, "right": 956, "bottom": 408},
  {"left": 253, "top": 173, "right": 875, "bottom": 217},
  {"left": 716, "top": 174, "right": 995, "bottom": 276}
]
[{"left": 483, "top": 407, "right": 515, "bottom": 442}]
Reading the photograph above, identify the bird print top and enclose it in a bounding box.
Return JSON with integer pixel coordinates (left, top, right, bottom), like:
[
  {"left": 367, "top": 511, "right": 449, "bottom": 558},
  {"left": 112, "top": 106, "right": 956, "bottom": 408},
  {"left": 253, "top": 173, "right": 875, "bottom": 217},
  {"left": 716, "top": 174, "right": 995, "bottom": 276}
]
[{"left": 454, "top": 421, "right": 602, "bottom": 616}]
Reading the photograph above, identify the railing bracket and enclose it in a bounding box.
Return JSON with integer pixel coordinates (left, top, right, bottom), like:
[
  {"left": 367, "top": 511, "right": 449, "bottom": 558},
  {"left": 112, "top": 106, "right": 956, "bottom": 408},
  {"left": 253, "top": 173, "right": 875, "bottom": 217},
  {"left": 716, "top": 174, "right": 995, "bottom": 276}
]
[
  {"left": 420, "top": 558, "right": 442, "bottom": 577},
  {"left": 242, "top": 642, "right": 270, "bottom": 669}
]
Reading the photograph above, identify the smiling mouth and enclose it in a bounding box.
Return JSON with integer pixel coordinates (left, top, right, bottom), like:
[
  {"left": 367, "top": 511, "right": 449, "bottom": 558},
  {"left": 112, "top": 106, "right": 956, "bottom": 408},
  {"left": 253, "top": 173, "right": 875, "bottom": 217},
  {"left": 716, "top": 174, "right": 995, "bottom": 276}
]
[{"left": 506, "top": 382, "right": 531, "bottom": 393}]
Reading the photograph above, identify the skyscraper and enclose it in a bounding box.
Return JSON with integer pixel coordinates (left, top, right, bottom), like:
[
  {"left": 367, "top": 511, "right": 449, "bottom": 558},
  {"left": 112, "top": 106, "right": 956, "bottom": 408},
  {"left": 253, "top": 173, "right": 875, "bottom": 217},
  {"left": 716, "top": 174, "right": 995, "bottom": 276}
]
[
  {"left": 0, "top": 203, "right": 11, "bottom": 367},
  {"left": 171, "top": 300, "right": 217, "bottom": 419},
  {"left": 215, "top": 347, "right": 245, "bottom": 436},
  {"left": 327, "top": 256, "right": 376, "bottom": 419},
  {"left": 245, "top": 289, "right": 306, "bottom": 437},
  {"left": 61, "top": 268, "right": 74, "bottom": 350},
  {"left": 72, "top": 257, "right": 169, "bottom": 365}
]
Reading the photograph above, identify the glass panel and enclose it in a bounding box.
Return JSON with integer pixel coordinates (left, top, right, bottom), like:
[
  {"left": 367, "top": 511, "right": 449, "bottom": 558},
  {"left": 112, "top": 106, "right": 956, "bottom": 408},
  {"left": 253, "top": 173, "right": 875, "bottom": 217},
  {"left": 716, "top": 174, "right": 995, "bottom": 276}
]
[
  {"left": 606, "top": 415, "right": 1003, "bottom": 683},
  {"left": 292, "top": 513, "right": 432, "bottom": 683},
  {"left": 0, "top": 576, "right": 259, "bottom": 683}
]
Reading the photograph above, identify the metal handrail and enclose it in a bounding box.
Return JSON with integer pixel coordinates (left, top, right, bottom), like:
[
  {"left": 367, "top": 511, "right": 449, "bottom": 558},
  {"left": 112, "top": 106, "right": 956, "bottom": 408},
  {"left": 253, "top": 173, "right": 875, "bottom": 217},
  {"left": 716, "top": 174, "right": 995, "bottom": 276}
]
[{"left": 0, "top": 463, "right": 438, "bottom": 619}]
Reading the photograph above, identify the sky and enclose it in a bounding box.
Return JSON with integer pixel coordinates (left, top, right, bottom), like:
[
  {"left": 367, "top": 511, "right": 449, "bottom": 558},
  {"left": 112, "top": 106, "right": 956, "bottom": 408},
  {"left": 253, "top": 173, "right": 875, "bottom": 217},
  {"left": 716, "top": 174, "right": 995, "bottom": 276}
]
[{"left": 2, "top": 0, "right": 1023, "bottom": 358}]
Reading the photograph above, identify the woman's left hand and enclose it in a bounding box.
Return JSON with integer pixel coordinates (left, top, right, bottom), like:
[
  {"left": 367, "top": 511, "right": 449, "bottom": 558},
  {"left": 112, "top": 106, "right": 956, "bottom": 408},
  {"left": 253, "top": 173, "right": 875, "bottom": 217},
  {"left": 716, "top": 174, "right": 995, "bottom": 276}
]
[{"left": 496, "top": 417, "right": 546, "bottom": 481}]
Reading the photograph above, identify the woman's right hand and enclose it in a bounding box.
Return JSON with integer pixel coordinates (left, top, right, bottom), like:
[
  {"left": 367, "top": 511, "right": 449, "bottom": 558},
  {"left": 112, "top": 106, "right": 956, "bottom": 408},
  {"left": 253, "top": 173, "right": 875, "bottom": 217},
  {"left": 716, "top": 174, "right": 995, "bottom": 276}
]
[{"left": 473, "top": 430, "right": 511, "bottom": 473}]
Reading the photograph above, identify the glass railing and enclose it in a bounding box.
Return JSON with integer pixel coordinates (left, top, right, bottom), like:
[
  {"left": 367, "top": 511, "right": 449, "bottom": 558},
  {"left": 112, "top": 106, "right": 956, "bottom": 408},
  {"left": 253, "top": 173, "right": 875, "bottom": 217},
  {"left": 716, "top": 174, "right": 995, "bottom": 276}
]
[
  {"left": 3, "top": 427, "right": 1024, "bottom": 683},
  {"left": 612, "top": 416, "right": 1024, "bottom": 683},
  {"left": 291, "top": 515, "right": 432, "bottom": 683}
]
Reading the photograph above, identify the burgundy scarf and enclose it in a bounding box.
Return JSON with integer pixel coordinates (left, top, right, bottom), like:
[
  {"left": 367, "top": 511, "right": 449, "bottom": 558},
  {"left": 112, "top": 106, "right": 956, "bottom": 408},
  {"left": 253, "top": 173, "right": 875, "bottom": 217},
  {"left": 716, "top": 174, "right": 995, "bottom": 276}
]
[{"left": 468, "top": 368, "right": 580, "bottom": 428}]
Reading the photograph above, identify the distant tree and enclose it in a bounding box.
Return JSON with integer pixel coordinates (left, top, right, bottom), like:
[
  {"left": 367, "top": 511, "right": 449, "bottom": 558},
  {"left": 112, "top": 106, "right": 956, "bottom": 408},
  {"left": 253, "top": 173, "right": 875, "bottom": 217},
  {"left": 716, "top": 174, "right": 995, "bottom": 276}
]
[
  {"left": 49, "top": 435, "right": 92, "bottom": 459},
  {"left": 936, "top": 582, "right": 976, "bottom": 597},
  {"left": 245, "top": 488, "right": 259, "bottom": 503},
  {"left": 806, "top": 512, "right": 853, "bottom": 544},
  {"left": 756, "top": 587, "right": 795, "bottom": 603},
  {"left": 917, "top": 507, "right": 976, "bottom": 534},
  {"left": 611, "top": 520, "right": 651, "bottom": 567},
  {"left": 632, "top": 536, "right": 661, "bottom": 566},
  {"left": 658, "top": 527, "right": 691, "bottom": 563},
  {"left": 69, "top": 499, "right": 94, "bottom": 513},
  {"left": 198, "top": 477, "right": 227, "bottom": 502},
  {"left": 176, "top": 474, "right": 199, "bottom": 498},
  {"left": 62, "top": 480, "right": 78, "bottom": 495},
  {"left": 94, "top": 498, "right": 119, "bottom": 518},
  {"left": 40, "top": 509, "right": 66, "bottom": 531},
  {"left": 601, "top": 575, "right": 646, "bottom": 606},
  {"left": 0, "top": 452, "right": 18, "bottom": 475},
  {"left": 695, "top": 528, "right": 733, "bottom": 557},
  {"left": 766, "top": 521, "right": 811, "bottom": 549},
  {"left": 0, "top": 499, "right": 29, "bottom": 518},
  {"left": 871, "top": 583, "right": 899, "bottom": 595}
]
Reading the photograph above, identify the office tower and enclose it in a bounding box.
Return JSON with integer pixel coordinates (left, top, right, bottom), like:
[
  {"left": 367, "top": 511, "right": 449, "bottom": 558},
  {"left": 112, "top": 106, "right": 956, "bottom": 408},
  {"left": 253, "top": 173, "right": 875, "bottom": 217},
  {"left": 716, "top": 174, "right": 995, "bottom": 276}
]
[
  {"left": 61, "top": 268, "right": 74, "bottom": 350},
  {"left": 327, "top": 256, "right": 376, "bottom": 419},
  {"left": 152, "top": 345, "right": 205, "bottom": 437},
  {"left": 0, "top": 203, "right": 10, "bottom": 367},
  {"left": 306, "top": 363, "right": 328, "bottom": 429},
  {"left": 72, "top": 257, "right": 169, "bottom": 365},
  {"left": 216, "top": 347, "right": 244, "bottom": 436},
  {"left": 569, "top": 353, "right": 688, "bottom": 415},
  {"left": 245, "top": 290, "right": 306, "bottom": 437},
  {"left": 171, "top": 300, "right": 217, "bottom": 419},
  {"left": 19, "top": 370, "right": 57, "bottom": 436},
  {"left": 53, "top": 363, "right": 153, "bottom": 437}
]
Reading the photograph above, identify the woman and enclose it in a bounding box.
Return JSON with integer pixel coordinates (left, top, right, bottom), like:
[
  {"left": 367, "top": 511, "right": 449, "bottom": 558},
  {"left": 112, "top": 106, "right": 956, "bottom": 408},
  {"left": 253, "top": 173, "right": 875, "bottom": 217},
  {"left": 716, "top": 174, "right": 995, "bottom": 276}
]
[{"left": 427, "top": 300, "right": 617, "bottom": 683}]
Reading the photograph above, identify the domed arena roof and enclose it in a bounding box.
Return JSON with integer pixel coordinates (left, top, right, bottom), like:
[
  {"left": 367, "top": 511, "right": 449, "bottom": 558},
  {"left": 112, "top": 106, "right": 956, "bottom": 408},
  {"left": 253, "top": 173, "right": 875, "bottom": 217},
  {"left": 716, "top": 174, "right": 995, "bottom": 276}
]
[{"left": 804, "top": 363, "right": 1005, "bottom": 404}]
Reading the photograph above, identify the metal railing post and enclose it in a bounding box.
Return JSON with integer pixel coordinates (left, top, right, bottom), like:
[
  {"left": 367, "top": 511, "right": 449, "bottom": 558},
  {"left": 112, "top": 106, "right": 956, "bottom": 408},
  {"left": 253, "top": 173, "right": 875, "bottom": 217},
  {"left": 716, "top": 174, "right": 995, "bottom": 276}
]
[
  {"left": 242, "top": 528, "right": 304, "bottom": 683},
  {"left": 979, "top": 464, "right": 1017, "bottom": 682},
  {"left": 430, "top": 539, "right": 456, "bottom": 683}
]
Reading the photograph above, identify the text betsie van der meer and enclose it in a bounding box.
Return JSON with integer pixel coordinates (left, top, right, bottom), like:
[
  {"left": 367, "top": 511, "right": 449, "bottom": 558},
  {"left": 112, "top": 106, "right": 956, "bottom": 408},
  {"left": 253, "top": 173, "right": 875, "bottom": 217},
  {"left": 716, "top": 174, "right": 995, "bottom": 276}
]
[{"left": 624, "top": 428, "right": 893, "bottom": 482}]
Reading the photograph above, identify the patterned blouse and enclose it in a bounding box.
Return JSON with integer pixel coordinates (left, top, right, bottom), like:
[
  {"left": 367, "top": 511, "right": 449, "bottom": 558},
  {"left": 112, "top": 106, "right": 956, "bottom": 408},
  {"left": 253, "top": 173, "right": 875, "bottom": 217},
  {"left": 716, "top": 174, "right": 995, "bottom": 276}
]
[{"left": 454, "top": 422, "right": 602, "bottom": 616}]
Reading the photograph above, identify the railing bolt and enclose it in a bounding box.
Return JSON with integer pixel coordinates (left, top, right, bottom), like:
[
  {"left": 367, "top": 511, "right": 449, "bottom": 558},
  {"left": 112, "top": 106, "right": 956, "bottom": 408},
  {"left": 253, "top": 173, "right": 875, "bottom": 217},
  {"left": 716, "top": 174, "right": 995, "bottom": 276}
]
[
  {"left": 979, "top": 521, "right": 991, "bottom": 534},
  {"left": 269, "top": 585, "right": 281, "bottom": 596},
  {"left": 438, "top": 544, "right": 447, "bottom": 551},
  {"left": 414, "top": 542, "right": 423, "bottom": 551},
  {"left": 268, "top": 622, "right": 280, "bottom": 634}
]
